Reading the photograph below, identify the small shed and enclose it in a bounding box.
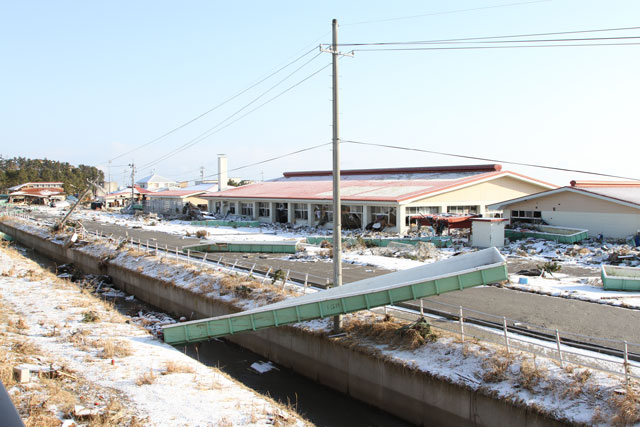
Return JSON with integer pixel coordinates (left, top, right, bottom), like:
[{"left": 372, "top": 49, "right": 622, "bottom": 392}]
[{"left": 471, "top": 218, "right": 508, "bottom": 248}]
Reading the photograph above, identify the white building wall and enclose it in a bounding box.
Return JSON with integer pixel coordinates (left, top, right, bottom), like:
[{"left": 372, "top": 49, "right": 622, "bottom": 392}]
[{"left": 539, "top": 211, "right": 640, "bottom": 239}]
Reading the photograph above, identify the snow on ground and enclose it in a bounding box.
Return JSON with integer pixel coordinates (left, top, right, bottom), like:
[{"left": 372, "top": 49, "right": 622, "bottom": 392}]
[
  {"left": 4, "top": 217, "right": 640, "bottom": 425},
  {"left": 0, "top": 244, "right": 307, "bottom": 426},
  {"left": 33, "top": 206, "right": 640, "bottom": 308}
]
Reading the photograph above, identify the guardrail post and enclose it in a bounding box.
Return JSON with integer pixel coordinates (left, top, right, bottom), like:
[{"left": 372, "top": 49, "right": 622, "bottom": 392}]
[
  {"left": 165, "top": 244, "right": 168, "bottom": 253},
  {"left": 420, "top": 299, "right": 424, "bottom": 316},
  {"left": 249, "top": 263, "right": 256, "bottom": 275},
  {"left": 262, "top": 267, "right": 272, "bottom": 285},
  {"left": 175, "top": 247, "right": 179, "bottom": 260},
  {"left": 217, "top": 256, "right": 223, "bottom": 266},
  {"left": 459, "top": 306, "right": 465, "bottom": 343},
  {"left": 503, "top": 317, "right": 510, "bottom": 353},
  {"left": 384, "top": 305, "right": 388, "bottom": 315},
  {"left": 138, "top": 239, "right": 141, "bottom": 250},
  {"left": 304, "top": 273, "right": 309, "bottom": 294},
  {"left": 555, "top": 329, "right": 564, "bottom": 368},
  {"left": 281, "top": 270, "right": 290, "bottom": 289},
  {"left": 146, "top": 240, "right": 149, "bottom": 252},
  {"left": 624, "top": 340, "right": 630, "bottom": 385},
  {"left": 231, "top": 260, "right": 238, "bottom": 271},
  {"left": 201, "top": 253, "right": 207, "bottom": 266},
  {"left": 187, "top": 250, "right": 191, "bottom": 263}
]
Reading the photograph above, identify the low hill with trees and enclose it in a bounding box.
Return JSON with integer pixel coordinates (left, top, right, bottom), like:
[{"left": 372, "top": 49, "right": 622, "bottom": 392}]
[{"left": 0, "top": 157, "right": 103, "bottom": 195}]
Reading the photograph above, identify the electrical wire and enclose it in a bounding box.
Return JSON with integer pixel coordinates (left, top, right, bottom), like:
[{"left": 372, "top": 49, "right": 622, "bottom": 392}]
[
  {"left": 341, "top": 140, "right": 640, "bottom": 181},
  {"left": 103, "top": 46, "right": 319, "bottom": 166},
  {"left": 352, "top": 42, "right": 640, "bottom": 52},
  {"left": 343, "top": 0, "right": 551, "bottom": 26},
  {"left": 139, "top": 59, "right": 329, "bottom": 173},
  {"left": 335, "top": 26, "right": 640, "bottom": 46},
  {"left": 184, "top": 142, "right": 331, "bottom": 183},
  {"left": 139, "top": 54, "right": 327, "bottom": 172}
]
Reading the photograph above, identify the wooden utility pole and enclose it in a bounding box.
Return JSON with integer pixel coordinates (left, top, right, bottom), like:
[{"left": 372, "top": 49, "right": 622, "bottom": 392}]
[{"left": 129, "top": 163, "right": 135, "bottom": 210}]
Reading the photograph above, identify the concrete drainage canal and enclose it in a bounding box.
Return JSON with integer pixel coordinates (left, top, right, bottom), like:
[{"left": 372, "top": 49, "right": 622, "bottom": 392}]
[{"left": 19, "top": 244, "right": 414, "bottom": 427}]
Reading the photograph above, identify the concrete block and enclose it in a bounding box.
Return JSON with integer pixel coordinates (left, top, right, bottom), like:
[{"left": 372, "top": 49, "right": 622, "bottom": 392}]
[{"left": 13, "top": 366, "right": 30, "bottom": 383}]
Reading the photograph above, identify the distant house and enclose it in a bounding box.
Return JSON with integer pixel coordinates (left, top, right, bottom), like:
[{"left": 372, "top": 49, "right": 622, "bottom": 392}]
[
  {"left": 136, "top": 174, "right": 179, "bottom": 191},
  {"left": 8, "top": 182, "right": 65, "bottom": 204},
  {"left": 488, "top": 181, "right": 640, "bottom": 238},
  {"left": 144, "top": 184, "right": 217, "bottom": 215},
  {"left": 201, "top": 164, "right": 555, "bottom": 233},
  {"left": 104, "top": 185, "right": 154, "bottom": 208}
]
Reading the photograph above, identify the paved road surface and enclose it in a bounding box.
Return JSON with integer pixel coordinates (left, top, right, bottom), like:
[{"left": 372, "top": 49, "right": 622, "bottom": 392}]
[{"left": 30, "top": 211, "right": 640, "bottom": 346}]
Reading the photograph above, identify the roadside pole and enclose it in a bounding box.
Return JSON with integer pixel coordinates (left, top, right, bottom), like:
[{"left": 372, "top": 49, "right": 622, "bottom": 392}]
[{"left": 331, "top": 18, "right": 342, "bottom": 333}]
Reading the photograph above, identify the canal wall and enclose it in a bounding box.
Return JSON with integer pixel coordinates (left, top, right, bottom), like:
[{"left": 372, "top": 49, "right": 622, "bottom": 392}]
[{"left": 0, "top": 221, "right": 568, "bottom": 427}]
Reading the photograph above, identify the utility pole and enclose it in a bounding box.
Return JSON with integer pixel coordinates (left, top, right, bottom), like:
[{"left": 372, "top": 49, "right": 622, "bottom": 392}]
[
  {"left": 321, "top": 19, "right": 353, "bottom": 332},
  {"left": 200, "top": 166, "right": 204, "bottom": 183},
  {"left": 129, "top": 162, "right": 135, "bottom": 211},
  {"left": 108, "top": 160, "right": 111, "bottom": 193}
]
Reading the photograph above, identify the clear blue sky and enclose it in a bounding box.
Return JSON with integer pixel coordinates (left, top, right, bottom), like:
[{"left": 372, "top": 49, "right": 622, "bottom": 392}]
[{"left": 2, "top": 1, "right": 639, "bottom": 186}]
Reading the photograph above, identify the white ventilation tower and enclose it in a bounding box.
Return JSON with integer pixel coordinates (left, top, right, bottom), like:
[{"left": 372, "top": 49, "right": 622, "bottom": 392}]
[{"left": 218, "top": 154, "right": 228, "bottom": 192}]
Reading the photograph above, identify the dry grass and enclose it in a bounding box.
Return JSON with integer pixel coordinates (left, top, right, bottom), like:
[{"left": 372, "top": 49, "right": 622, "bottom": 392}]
[
  {"left": 97, "top": 338, "right": 133, "bottom": 359},
  {"left": 195, "top": 230, "right": 208, "bottom": 238},
  {"left": 561, "top": 368, "right": 593, "bottom": 399},
  {"left": 136, "top": 369, "right": 156, "bottom": 386},
  {"left": 482, "top": 350, "right": 514, "bottom": 383},
  {"left": 610, "top": 387, "right": 640, "bottom": 426},
  {"left": 517, "top": 358, "right": 546, "bottom": 391},
  {"left": 163, "top": 361, "right": 195, "bottom": 375},
  {"left": 341, "top": 314, "right": 438, "bottom": 350}
]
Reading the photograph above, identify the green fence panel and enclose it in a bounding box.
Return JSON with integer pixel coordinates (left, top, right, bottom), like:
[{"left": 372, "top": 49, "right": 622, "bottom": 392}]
[
  {"left": 601, "top": 265, "right": 640, "bottom": 291},
  {"left": 163, "top": 247, "right": 507, "bottom": 345},
  {"left": 183, "top": 241, "right": 298, "bottom": 254},
  {"left": 192, "top": 220, "right": 261, "bottom": 228},
  {"left": 305, "top": 236, "right": 452, "bottom": 248}
]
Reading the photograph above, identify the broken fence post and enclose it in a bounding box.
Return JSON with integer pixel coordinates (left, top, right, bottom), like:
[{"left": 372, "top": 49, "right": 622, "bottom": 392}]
[
  {"left": 555, "top": 329, "right": 564, "bottom": 368},
  {"left": 503, "top": 317, "right": 510, "bottom": 353},
  {"left": 201, "top": 253, "right": 207, "bottom": 266},
  {"left": 262, "top": 267, "right": 272, "bottom": 285},
  {"left": 459, "top": 306, "right": 465, "bottom": 343},
  {"left": 231, "top": 259, "right": 238, "bottom": 272},
  {"left": 217, "top": 256, "right": 223, "bottom": 266},
  {"left": 281, "top": 270, "right": 290, "bottom": 289},
  {"left": 624, "top": 340, "right": 630, "bottom": 385},
  {"left": 249, "top": 263, "right": 256, "bottom": 275}
]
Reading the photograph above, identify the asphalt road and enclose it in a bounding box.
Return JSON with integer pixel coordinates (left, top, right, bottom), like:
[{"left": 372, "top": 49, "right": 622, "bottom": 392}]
[{"left": 33, "top": 210, "right": 640, "bottom": 347}]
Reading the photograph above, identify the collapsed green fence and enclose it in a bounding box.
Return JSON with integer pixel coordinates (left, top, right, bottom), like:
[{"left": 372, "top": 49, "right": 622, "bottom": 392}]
[
  {"left": 305, "top": 236, "right": 452, "bottom": 248},
  {"left": 192, "top": 220, "right": 261, "bottom": 228},
  {"left": 505, "top": 225, "right": 588, "bottom": 244},
  {"left": 162, "top": 247, "right": 507, "bottom": 345},
  {"left": 182, "top": 240, "right": 298, "bottom": 254}
]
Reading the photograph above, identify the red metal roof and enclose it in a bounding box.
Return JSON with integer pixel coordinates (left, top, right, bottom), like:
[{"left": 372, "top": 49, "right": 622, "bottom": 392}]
[
  {"left": 201, "top": 170, "right": 550, "bottom": 203},
  {"left": 146, "top": 190, "right": 207, "bottom": 198},
  {"left": 10, "top": 187, "right": 65, "bottom": 197},
  {"left": 570, "top": 180, "right": 640, "bottom": 188},
  {"left": 283, "top": 164, "right": 502, "bottom": 178},
  {"left": 106, "top": 185, "right": 154, "bottom": 197}
]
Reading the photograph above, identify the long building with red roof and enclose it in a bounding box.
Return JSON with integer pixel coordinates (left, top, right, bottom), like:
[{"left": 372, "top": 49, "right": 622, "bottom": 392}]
[{"left": 201, "top": 164, "right": 555, "bottom": 233}]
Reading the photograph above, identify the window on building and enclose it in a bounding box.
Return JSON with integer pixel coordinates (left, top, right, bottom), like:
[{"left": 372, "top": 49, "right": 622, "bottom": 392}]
[
  {"left": 511, "top": 209, "right": 542, "bottom": 223},
  {"left": 258, "top": 202, "right": 270, "bottom": 217},
  {"left": 405, "top": 206, "right": 440, "bottom": 226},
  {"left": 241, "top": 202, "right": 254, "bottom": 217},
  {"left": 342, "top": 205, "right": 363, "bottom": 229},
  {"left": 447, "top": 205, "right": 479, "bottom": 215},
  {"left": 370, "top": 206, "right": 396, "bottom": 227},
  {"left": 228, "top": 203, "right": 235, "bottom": 214},
  {"left": 313, "top": 204, "right": 333, "bottom": 224},
  {"left": 294, "top": 203, "right": 308, "bottom": 220}
]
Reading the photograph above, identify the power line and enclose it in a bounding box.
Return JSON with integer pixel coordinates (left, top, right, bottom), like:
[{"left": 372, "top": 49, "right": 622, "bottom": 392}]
[
  {"left": 336, "top": 25, "right": 640, "bottom": 46},
  {"left": 140, "top": 61, "right": 332, "bottom": 173},
  {"left": 352, "top": 42, "right": 640, "bottom": 52},
  {"left": 183, "top": 142, "right": 331, "bottom": 183},
  {"left": 341, "top": 140, "right": 640, "bottom": 182},
  {"left": 105, "top": 46, "right": 319, "bottom": 166},
  {"left": 343, "top": 0, "right": 551, "bottom": 26}
]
